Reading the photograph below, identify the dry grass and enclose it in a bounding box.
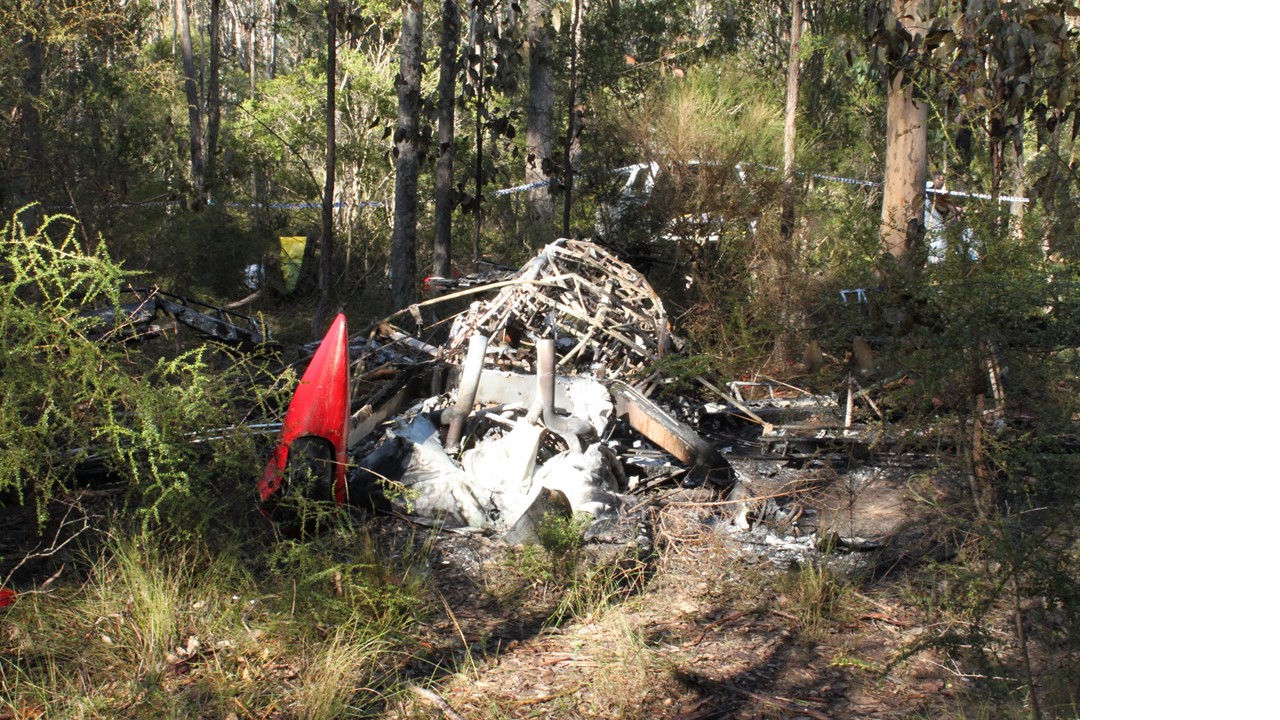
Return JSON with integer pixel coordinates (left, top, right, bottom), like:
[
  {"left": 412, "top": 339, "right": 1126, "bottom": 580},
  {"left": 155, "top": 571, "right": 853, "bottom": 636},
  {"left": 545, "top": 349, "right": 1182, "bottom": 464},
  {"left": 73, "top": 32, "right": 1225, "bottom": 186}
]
[
  {"left": 1, "top": 492, "right": 1076, "bottom": 719},
  {"left": 577, "top": 613, "right": 671, "bottom": 719},
  {"left": 291, "top": 622, "right": 391, "bottom": 720},
  {"left": 0, "top": 532, "right": 257, "bottom": 715}
]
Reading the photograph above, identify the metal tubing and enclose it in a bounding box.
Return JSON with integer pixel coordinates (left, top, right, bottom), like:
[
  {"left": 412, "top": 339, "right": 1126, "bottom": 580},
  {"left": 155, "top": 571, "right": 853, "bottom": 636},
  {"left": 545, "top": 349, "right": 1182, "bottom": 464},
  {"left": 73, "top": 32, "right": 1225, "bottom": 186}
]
[
  {"left": 537, "top": 338, "right": 591, "bottom": 453},
  {"left": 444, "top": 334, "right": 489, "bottom": 451}
]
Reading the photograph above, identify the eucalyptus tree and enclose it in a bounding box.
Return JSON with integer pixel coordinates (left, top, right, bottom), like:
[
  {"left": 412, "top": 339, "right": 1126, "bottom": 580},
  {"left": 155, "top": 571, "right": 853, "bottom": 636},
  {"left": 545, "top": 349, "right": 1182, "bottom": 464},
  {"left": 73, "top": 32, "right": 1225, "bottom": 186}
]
[
  {"left": 857, "top": 0, "right": 1080, "bottom": 258},
  {"left": 780, "top": 0, "right": 803, "bottom": 242},
  {"left": 433, "top": 0, "right": 460, "bottom": 277},
  {"left": 175, "top": 0, "right": 207, "bottom": 209},
  {"left": 525, "top": 0, "right": 555, "bottom": 225},
  {"left": 558, "top": 0, "right": 582, "bottom": 237},
  {"left": 390, "top": 0, "right": 425, "bottom": 310},
  {"left": 0, "top": 0, "right": 168, "bottom": 232},
  {"left": 876, "top": 0, "right": 929, "bottom": 266},
  {"left": 314, "top": 0, "right": 338, "bottom": 338},
  {"left": 207, "top": 0, "right": 225, "bottom": 202},
  {"left": 10, "top": 26, "right": 45, "bottom": 229},
  {"left": 456, "top": 0, "right": 523, "bottom": 262}
]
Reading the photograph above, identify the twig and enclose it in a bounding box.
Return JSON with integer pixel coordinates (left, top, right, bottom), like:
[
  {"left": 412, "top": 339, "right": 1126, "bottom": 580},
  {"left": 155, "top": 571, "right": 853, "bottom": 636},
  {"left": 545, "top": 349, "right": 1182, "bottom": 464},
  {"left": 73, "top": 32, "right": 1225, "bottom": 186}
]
[
  {"left": 232, "top": 697, "right": 276, "bottom": 720},
  {"left": 664, "top": 486, "right": 805, "bottom": 509},
  {"left": 756, "top": 375, "right": 816, "bottom": 397},
  {"left": 685, "top": 675, "right": 833, "bottom": 720},
  {"left": 686, "top": 609, "right": 751, "bottom": 647},
  {"left": 507, "top": 684, "right": 584, "bottom": 707},
  {"left": 408, "top": 686, "right": 467, "bottom": 720},
  {"left": 2, "top": 498, "right": 92, "bottom": 591},
  {"left": 848, "top": 373, "right": 884, "bottom": 421},
  {"left": 921, "top": 658, "right": 1019, "bottom": 682},
  {"left": 851, "top": 591, "right": 897, "bottom": 616},
  {"left": 1013, "top": 574, "right": 1044, "bottom": 720}
]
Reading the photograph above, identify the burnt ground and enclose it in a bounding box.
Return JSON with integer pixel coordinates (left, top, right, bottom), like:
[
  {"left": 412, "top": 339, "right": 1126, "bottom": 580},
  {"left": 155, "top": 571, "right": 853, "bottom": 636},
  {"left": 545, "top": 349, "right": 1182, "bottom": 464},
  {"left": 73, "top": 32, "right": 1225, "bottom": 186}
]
[{"left": 369, "top": 450, "right": 1081, "bottom": 720}]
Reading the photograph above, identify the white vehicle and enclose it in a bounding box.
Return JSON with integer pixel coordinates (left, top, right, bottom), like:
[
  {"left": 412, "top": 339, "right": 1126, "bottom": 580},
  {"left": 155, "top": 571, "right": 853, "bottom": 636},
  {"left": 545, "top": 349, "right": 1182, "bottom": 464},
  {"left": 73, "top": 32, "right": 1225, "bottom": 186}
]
[{"left": 594, "top": 160, "right": 755, "bottom": 247}]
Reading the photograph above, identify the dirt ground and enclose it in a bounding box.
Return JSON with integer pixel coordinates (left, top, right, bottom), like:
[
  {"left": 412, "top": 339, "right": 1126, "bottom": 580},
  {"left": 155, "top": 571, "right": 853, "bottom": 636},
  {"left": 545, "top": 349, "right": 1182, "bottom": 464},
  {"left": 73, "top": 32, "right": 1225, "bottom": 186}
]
[{"left": 369, "top": 452, "right": 1080, "bottom": 720}]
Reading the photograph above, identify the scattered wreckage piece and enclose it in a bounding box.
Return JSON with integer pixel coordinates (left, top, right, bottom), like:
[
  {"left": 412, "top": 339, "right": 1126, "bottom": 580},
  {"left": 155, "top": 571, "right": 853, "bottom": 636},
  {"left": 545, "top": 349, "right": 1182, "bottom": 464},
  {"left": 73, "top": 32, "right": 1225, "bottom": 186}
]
[
  {"left": 610, "top": 382, "right": 733, "bottom": 489},
  {"left": 258, "top": 313, "right": 350, "bottom": 520},
  {"left": 443, "top": 238, "right": 675, "bottom": 382},
  {"left": 86, "top": 285, "right": 270, "bottom": 347}
]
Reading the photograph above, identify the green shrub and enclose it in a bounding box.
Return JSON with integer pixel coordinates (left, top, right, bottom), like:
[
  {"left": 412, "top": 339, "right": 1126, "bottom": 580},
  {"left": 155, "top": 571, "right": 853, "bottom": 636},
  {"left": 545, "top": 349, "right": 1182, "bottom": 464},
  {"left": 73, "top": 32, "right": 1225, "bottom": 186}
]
[{"left": 0, "top": 208, "right": 275, "bottom": 530}]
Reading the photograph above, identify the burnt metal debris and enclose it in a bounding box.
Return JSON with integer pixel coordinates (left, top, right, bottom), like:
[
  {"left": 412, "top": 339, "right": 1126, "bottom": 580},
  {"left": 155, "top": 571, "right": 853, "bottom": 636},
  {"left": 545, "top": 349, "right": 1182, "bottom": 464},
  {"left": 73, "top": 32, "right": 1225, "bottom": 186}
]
[
  {"left": 331, "top": 239, "right": 738, "bottom": 542},
  {"left": 86, "top": 285, "right": 270, "bottom": 347},
  {"left": 304, "top": 238, "right": 919, "bottom": 552},
  {"left": 442, "top": 239, "right": 675, "bottom": 383}
]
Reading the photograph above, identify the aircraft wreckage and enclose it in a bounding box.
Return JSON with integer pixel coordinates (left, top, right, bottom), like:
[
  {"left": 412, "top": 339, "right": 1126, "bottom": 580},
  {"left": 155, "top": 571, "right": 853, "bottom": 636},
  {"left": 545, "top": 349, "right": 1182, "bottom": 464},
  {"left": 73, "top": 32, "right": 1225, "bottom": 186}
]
[{"left": 258, "top": 239, "right": 742, "bottom": 543}]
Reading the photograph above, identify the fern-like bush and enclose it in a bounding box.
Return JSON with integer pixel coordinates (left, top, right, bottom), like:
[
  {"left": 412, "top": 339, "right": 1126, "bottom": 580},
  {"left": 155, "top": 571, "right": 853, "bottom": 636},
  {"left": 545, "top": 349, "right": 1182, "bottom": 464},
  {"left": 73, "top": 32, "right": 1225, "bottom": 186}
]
[{"left": 1, "top": 208, "right": 271, "bottom": 530}]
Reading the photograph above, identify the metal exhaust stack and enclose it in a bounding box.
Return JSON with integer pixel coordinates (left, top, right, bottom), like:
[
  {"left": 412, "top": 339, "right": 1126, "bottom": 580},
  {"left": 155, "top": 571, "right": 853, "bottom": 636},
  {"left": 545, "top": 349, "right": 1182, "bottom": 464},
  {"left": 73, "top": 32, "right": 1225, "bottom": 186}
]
[
  {"left": 537, "top": 337, "right": 591, "bottom": 453},
  {"left": 444, "top": 334, "right": 488, "bottom": 451}
]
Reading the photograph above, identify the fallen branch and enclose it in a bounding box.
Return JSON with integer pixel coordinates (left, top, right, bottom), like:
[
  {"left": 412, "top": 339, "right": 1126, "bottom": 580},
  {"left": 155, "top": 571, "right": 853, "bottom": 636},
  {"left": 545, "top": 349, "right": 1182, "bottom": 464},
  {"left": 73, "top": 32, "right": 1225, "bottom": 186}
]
[
  {"left": 224, "top": 289, "right": 262, "bottom": 309},
  {"left": 848, "top": 373, "right": 884, "bottom": 421},
  {"left": 724, "top": 684, "right": 834, "bottom": 720},
  {"left": 507, "top": 684, "right": 585, "bottom": 708},
  {"left": 686, "top": 609, "right": 751, "bottom": 647},
  {"left": 695, "top": 376, "right": 766, "bottom": 425},
  {"left": 2, "top": 497, "right": 92, "bottom": 593},
  {"left": 851, "top": 591, "right": 897, "bottom": 616},
  {"left": 675, "top": 670, "right": 834, "bottom": 720}
]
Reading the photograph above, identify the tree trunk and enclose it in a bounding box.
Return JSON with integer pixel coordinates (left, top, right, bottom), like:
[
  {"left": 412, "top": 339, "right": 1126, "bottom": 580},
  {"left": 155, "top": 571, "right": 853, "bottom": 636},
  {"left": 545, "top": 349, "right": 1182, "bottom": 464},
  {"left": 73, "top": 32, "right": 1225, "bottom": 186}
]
[
  {"left": 176, "top": 0, "right": 206, "bottom": 210},
  {"left": 248, "top": 3, "right": 257, "bottom": 93},
  {"left": 248, "top": 1, "right": 261, "bottom": 220},
  {"left": 525, "top": 0, "right": 555, "bottom": 225},
  {"left": 313, "top": 0, "right": 338, "bottom": 339},
  {"left": 390, "top": 0, "right": 425, "bottom": 310},
  {"left": 269, "top": 0, "right": 278, "bottom": 79},
  {"left": 206, "top": 0, "right": 223, "bottom": 203},
  {"left": 780, "top": 0, "right": 802, "bottom": 242},
  {"left": 1009, "top": 117, "right": 1027, "bottom": 241},
  {"left": 433, "top": 0, "right": 459, "bottom": 279},
  {"left": 559, "top": 0, "right": 582, "bottom": 238},
  {"left": 11, "top": 31, "right": 45, "bottom": 229},
  {"left": 878, "top": 0, "right": 928, "bottom": 266},
  {"left": 468, "top": 0, "right": 487, "bottom": 265}
]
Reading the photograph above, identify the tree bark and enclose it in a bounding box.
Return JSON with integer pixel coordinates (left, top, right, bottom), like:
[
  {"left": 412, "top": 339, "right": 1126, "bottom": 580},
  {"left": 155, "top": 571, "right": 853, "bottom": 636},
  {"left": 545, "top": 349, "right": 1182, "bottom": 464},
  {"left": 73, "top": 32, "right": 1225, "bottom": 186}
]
[
  {"left": 269, "top": 0, "right": 278, "bottom": 79},
  {"left": 12, "top": 31, "right": 45, "bottom": 229},
  {"left": 1009, "top": 117, "right": 1027, "bottom": 241},
  {"left": 206, "top": 0, "right": 223, "bottom": 203},
  {"left": 176, "top": 0, "right": 206, "bottom": 210},
  {"left": 878, "top": 0, "right": 928, "bottom": 265},
  {"left": 780, "top": 0, "right": 802, "bottom": 242},
  {"left": 391, "top": 0, "right": 425, "bottom": 310},
  {"left": 314, "top": 0, "right": 338, "bottom": 339},
  {"left": 525, "top": 0, "right": 555, "bottom": 225},
  {"left": 559, "top": 0, "right": 582, "bottom": 238},
  {"left": 433, "top": 0, "right": 460, "bottom": 278},
  {"left": 469, "top": 0, "right": 486, "bottom": 265},
  {"left": 248, "top": 2, "right": 257, "bottom": 93}
]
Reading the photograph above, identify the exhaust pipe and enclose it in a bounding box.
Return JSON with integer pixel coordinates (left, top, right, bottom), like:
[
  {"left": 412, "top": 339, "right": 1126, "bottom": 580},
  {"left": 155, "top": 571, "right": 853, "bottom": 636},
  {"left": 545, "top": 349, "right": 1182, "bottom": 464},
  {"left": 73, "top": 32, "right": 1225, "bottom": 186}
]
[
  {"left": 537, "top": 338, "right": 591, "bottom": 453},
  {"left": 444, "top": 334, "right": 489, "bottom": 451}
]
